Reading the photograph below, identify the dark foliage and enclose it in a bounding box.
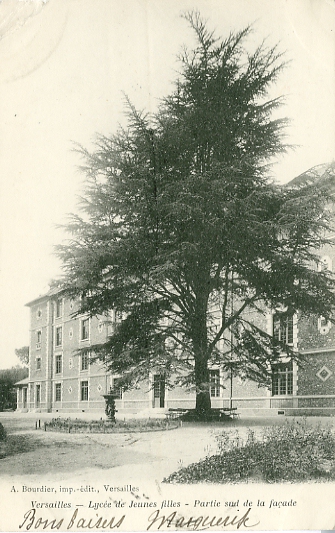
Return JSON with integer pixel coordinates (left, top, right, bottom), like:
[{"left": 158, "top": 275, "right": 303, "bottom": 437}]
[
  {"left": 0, "top": 366, "right": 28, "bottom": 411},
  {"left": 57, "top": 12, "right": 335, "bottom": 413}
]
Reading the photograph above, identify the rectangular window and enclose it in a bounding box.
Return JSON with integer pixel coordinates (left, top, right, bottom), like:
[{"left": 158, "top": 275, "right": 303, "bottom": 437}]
[
  {"left": 81, "top": 318, "right": 89, "bottom": 340},
  {"left": 81, "top": 381, "right": 89, "bottom": 401},
  {"left": 36, "top": 384, "right": 41, "bottom": 407},
  {"left": 55, "top": 355, "right": 62, "bottom": 374},
  {"left": 209, "top": 369, "right": 220, "bottom": 397},
  {"left": 55, "top": 326, "right": 62, "bottom": 347},
  {"left": 81, "top": 352, "right": 89, "bottom": 371},
  {"left": 273, "top": 314, "right": 294, "bottom": 345},
  {"left": 36, "top": 330, "right": 41, "bottom": 350},
  {"left": 55, "top": 299, "right": 62, "bottom": 318},
  {"left": 272, "top": 362, "right": 293, "bottom": 396},
  {"left": 36, "top": 357, "right": 41, "bottom": 370},
  {"left": 55, "top": 383, "right": 61, "bottom": 402}
]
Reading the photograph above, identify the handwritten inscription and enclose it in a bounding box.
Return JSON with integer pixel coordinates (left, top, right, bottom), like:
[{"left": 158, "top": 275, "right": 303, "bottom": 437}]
[
  {"left": 146, "top": 507, "right": 259, "bottom": 530},
  {"left": 18, "top": 507, "right": 259, "bottom": 531},
  {"left": 18, "top": 508, "right": 125, "bottom": 530}
]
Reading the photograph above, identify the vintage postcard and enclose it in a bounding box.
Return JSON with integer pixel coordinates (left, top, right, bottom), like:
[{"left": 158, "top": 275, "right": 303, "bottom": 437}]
[{"left": 0, "top": 0, "right": 335, "bottom": 531}]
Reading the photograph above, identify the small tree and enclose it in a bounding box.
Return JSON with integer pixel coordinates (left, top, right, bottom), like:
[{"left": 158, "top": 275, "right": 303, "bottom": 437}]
[
  {"left": 0, "top": 366, "right": 28, "bottom": 411},
  {"left": 15, "top": 346, "right": 29, "bottom": 367},
  {"left": 58, "top": 13, "right": 335, "bottom": 415}
]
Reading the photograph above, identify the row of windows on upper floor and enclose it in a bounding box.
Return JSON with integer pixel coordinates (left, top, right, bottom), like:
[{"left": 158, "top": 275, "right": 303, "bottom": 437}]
[
  {"left": 34, "top": 318, "right": 104, "bottom": 351},
  {"left": 273, "top": 312, "right": 332, "bottom": 343},
  {"left": 35, "top": 313, "right": 293, "bottom": 351},
  {"left": 55, "top": 352, "right": 90, "bottom": 373},
  {"left": 32, "top": 312, "right": 329, "bottom": 354},
  {"left": 35, "top": 298, "right": 73, "bottom": 321},
  {"left": 55, "top": 318, "right": 89, "bottom": 347},
  {"left": 33, "top": 311, "right": 332, "bottom": 368},
  {"left": 35, "top": 298, "right": 122, "bottom": 323},
  {"left": 34, "top": 262, "right": 334, "bottom": 350},
  {"left": 32, "top": 255, "right": 333, "bottom": 332},
  {"left": 35, "top": 255, "right": 333, "bottom": 321},
  {"left": 35, "top": 352, "right": 93, "bottom": 374}
]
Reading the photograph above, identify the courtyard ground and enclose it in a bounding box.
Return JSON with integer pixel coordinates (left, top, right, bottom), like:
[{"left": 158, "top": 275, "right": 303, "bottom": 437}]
[{"left": 0, "top": 411, "right": 334, "bottom": 484}]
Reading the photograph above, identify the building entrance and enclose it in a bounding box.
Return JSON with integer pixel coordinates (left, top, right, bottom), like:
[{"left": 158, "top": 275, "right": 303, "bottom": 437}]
[{"left": 153, "top": 374, "right": 165, "bottom": 408}]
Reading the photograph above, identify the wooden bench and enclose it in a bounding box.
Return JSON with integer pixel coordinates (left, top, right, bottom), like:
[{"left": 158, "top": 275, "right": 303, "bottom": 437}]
[
  {"left": 165, "top": 409, "right": 189, "bottom": 420},
  {"left": 220, "top": 407, "right": 240, "bottom": 420}
]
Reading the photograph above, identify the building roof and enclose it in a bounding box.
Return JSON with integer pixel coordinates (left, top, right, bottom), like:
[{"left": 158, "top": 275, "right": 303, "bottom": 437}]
[
  {"left": 14, "top": 377, "right": 29, "bottom": 386},
  {"left": 25, "top": 286, "right": 64, "bottom": 307},
  {"left": 288, "top": 162, "right": 335, "bottom": 189}
]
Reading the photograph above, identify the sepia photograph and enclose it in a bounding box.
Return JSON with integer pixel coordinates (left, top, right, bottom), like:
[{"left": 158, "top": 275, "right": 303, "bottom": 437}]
[{"left": 0, "top": 0, "right": 335, "bottom": 530}]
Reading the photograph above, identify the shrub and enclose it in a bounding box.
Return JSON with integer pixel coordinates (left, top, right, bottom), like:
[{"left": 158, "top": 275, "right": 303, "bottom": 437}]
[
  {"left": 0, "top": 422, "right": 6, "bottom": 441},
  {"left": 164, "top": 419, "right": 335, "bottom": 484}
]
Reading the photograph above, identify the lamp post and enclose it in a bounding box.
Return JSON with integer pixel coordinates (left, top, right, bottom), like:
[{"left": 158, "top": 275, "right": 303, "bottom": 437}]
[{"left": 229, "top": 271, "right": 234, "bottom": 410}]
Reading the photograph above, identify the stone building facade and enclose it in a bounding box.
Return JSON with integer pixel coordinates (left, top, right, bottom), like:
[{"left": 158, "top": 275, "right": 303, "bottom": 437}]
[
  {"left": 17, "top": 279, "right": 335, "bottom": 416},
  {"left": 16, "top": 286, "right": 271, "bottom": 414}
]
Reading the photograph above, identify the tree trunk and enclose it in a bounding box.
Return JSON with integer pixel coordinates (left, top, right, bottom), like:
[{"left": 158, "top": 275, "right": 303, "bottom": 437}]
[
  {"left": 194, "top": 355, "right": 211, "bottom": 416},
  {"left": 190, "top": 272, "right": 212, "bottom": 418},
  {"left": 192, "top": 293, "right": 211, "bottom": 417}
]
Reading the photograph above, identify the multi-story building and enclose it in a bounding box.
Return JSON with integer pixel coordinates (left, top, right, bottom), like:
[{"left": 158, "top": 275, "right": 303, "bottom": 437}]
[
  {"left": 16, "top": 288, "right": 110, "bottom": 413},
  {"left": 16, "top": 163, "right": 335, "bottom": 416},
  {"left": 15, "top": 285, "right": 269, "bottom": 414},
  {"left": 16, "top": 270, "right": 335, "bottom": 416}
]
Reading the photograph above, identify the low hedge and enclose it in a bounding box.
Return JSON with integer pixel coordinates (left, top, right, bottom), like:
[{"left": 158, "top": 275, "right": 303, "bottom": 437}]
[{"left": 44, "top": 417, "right": 179, "bottom": 433}]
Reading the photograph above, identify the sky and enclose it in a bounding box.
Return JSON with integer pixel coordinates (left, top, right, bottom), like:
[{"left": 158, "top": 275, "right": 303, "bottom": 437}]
[{"left": 0, "top": 0, "right": 334, "bottom": 369}]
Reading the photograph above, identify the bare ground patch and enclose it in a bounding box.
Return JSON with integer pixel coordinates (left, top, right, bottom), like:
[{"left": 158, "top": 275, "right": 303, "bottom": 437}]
[{"left": 0, "top": 430, "right": 162, "bottom": 476}]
